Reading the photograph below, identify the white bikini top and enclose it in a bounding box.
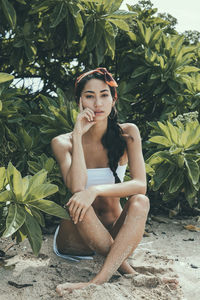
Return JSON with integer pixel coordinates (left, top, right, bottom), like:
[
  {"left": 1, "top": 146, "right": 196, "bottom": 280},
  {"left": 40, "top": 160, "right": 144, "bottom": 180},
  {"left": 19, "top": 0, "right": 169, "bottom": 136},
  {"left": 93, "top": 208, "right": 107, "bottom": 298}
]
[{"left": 86, "top": 164, "right": 127, "bottom": 188}]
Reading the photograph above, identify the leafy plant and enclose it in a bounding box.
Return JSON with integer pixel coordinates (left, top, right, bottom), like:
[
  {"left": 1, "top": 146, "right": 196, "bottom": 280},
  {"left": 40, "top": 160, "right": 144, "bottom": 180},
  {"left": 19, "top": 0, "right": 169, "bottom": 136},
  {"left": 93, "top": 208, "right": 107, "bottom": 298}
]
[
  {"left": 0, "top": 162, "right": 69, "bottom": 255},
  {"left": 27, "top": 153, "right": 72, "bottom": 206},
  {"left": 27, "top": 89, "right": 78, "bottom": 144},
  {"left": 145, "top": 117, "right": 200, "bottom": 208}
]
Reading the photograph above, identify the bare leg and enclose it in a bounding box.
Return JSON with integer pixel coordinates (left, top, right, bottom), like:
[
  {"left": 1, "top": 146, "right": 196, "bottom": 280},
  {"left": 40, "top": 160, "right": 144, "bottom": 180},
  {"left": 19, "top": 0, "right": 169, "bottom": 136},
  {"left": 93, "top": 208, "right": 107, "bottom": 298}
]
[
  {"left": 56, "top": 194, "right": 149, "bottom": 295},
  {"left": 90, "top": 194, "right": 149, "bottom": 284},
  {"left": 56, "top": 206, "right": 134, "bottom": 275}
]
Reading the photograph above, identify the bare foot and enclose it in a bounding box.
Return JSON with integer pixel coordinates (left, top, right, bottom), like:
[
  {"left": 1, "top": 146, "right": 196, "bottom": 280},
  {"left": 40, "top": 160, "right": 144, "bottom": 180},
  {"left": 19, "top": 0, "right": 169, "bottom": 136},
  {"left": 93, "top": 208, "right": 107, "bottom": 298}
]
[
  {"left": 162, "top": 277, "right": 179, "bottom": 290},
  {"left": 56, "top": 282, "right": 91, "bottom": 296}
]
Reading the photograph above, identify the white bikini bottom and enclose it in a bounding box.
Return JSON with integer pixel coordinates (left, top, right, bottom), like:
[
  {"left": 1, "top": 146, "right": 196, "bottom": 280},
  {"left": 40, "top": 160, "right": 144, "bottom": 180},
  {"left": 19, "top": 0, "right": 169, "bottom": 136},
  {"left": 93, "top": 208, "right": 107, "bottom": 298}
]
[{"left": 53, "top": 226, "right": 94, "bottom": 262}]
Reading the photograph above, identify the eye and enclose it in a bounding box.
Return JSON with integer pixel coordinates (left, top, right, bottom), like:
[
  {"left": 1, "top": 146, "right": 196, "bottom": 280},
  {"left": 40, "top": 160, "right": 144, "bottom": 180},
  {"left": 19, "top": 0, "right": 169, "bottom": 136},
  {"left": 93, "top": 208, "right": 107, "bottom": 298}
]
[
  {"left": 102, "top": 93, "right": 109, "bottom": 97},
  {"left": 85, "top": 94, "right": 93, "bottom": 99}
]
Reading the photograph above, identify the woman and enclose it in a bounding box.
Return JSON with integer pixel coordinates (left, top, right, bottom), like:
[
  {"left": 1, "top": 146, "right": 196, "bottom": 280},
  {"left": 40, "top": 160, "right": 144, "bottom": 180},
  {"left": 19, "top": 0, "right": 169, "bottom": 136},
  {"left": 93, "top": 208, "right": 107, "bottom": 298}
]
[{"left": 51, "top": 67, "right": 150, "bottom": 295}]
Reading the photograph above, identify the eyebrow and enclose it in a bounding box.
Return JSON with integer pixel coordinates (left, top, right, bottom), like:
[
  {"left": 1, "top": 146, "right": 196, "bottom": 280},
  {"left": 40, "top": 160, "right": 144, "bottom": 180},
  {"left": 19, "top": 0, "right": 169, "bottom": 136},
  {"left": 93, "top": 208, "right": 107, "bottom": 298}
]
[{"left": 84, "top": 89, "right": 109, "bottom": 93}]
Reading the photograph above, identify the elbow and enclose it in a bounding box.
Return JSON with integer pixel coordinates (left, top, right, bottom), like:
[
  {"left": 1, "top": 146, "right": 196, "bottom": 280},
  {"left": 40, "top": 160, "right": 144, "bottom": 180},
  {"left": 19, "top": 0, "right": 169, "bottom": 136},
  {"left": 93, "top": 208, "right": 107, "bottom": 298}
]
[
  {"left": 134, "top": 180, "right": 147, "bottom": 195},
  {"left": 70, "top": 187, "right": 85, "bottom": 194},
  {"left": 140, "top": 185, "right": 147, "bottom": 195},
  {"left": 67, "top": 181, "right": 85, "bottom": 194},
  {"left": 65, "top": 175, "right": 86, "bottom": 194}
]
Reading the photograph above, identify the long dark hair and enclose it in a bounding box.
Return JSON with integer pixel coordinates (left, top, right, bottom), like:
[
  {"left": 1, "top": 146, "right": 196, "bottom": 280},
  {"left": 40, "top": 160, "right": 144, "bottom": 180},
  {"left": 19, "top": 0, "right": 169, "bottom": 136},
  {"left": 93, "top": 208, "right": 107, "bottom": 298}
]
[{"left": 75, "top": 72, "right": 127, "bottom": 183}]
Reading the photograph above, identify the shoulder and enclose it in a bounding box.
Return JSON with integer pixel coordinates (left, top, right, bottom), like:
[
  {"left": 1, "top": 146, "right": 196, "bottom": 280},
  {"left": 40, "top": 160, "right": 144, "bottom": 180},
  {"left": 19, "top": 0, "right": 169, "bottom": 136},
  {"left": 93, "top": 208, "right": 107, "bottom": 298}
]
[
  {"left": 119, "top": 123, "right": 141, "bottom": 142},
  {"left": 51, "top": 132, "right": 73, "bottom": 152}
]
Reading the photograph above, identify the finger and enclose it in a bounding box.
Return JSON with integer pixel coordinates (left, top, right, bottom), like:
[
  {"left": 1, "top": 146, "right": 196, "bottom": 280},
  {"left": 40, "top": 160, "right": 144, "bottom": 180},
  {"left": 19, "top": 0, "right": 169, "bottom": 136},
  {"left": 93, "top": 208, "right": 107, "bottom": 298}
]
[
  {"left": 68, "top": 201, "right": 75, "bottom": 216},
  {"left": 83, "top": 110, "right": 95, "bottom": 122},
  {"left": 86, "top": 110, "right": 95, "bottom": 121},
  {"left": 79, "top": 97, "right": 83, "bottom": 112},
  {"left": 71, "top": 202, "right": 80, "bottom": 219},
  {"left": 86, "top": 108, "right": 95, "bottom": 118},
  {"left": 66, "top": 199, "right": 72, "bottom": 206},
  {"left": 79, "top": 207, "right": 87, "bottom": 222},
  {"left": 74, "top": 206, "right": 83, "bottom": 224}
]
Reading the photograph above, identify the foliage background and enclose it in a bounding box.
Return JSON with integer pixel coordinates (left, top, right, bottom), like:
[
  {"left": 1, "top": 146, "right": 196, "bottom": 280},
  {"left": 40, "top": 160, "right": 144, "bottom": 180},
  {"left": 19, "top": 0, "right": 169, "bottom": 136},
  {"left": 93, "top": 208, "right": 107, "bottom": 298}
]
[{"left": 0, "top": 0, "right": 200, "bottom": 250}]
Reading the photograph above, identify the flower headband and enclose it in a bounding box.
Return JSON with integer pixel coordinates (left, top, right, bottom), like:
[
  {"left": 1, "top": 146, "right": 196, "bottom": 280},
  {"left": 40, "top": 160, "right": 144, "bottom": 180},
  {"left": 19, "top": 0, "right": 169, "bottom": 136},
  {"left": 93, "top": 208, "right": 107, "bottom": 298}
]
[{"left": 75, "top": 67, "right": 118, "bottom": 100}]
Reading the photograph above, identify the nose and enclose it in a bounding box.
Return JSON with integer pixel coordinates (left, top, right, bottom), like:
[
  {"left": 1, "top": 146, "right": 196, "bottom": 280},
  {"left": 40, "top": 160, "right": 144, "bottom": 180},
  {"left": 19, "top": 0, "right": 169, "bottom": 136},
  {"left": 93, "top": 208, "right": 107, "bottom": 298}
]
[{"left": 94, "top": 96, "right": 103, "bottom": 107}]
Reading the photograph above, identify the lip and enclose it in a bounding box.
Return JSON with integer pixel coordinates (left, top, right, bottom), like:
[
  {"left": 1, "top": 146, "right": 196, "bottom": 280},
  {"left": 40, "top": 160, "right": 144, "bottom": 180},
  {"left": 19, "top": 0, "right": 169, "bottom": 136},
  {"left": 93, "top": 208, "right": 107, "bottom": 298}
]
[{"left": 94, "top": 111, "right": 104, "bottom": 115}]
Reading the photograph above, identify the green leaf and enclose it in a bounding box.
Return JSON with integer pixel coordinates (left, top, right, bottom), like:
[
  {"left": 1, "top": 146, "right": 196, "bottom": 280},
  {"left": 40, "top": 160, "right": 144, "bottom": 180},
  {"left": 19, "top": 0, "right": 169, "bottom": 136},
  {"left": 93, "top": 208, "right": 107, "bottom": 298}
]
[
  {"left": 29, "top": 0, "right": 51, "bottom": 14},
  {"left": 169, "top": 170, "right": 184, "bottom": 193},
  {"left": 131, "top": 66, "right": 149, "bottom": 79},
  {"left": 145, "top": 163, "right": 155, "bottom": 176},
  {"left": 1, "top": 0, "right": 17, "bottom": 28},
  {"left": 149, "top": 28, "right": 162, "bottom": 46},
  {"left": 44, "top": 157, "right": 55, "bottom": 173},
  {"left": 50, "top": 2, "right": 67, "bottom": 28},
  {"left": 184, "top": 179, "right": 197, "bottom": 207},
  {"left": 3, "top": 204, "right": 26, "bottom": 238},
  {"left": 7, "top": 162, "right": 23, "bottom": 201},
  {"left": 157, "top": 122, "right": 172, "bottom": 142},
  {"left": 104, "top": 21, "right": 115, "bottom": 59},
  {"left": 23, "top": 170, "right": 48, "bottom": 201},
  {"left": 185, "top": 158, "right": 199, "bottom": 185},
  {"left": 127, "top": 31, "right": 137, "bottom": 41},
  {"left": 27, "top": 161, "right": 41, "bottom": 174},
  {"left": 24, "top": 211, "right": 42, "bottom": 256},
  {"left": 149, "top": 136, "right": 171, "bottom": 147},
  {"left": 177, "top": 66, "right": 200, "bottom": 73},
  {"left": 0, "top": 72, "right": 14, "bottom": 83},
  {"left": 27, "top": 183, "right": 58, "bottom": 201},
  {"left": 176, "top": 155, "right": 184, "bottom": 168},
  {"left": 145, "top": 27, "right": 151, "bottom": 45},
  {"left": 109, "top": 10, "right": 136, "bottom": 19},
  {"left": 0, "top": 190, "right": 12, "bottom": 202},
  {"left": 167, "top": 121, "right": 179, "bottom": 144},
  {"left": 5, "top": 125, "right": 19, "bottom": 146},
  {"left": 28, "top": 199, "right": 69, "bottom": 219},
  {"left": 103, "top": 0, "right": 123, "bottom": 13},
  {"left": 19, "top": 128, "right": 33, "bottom": 151},
  {"left": 0, "top": 167, "right": 6, "bottom": 190},
  {"left": 153, "top": 163, "right": 175, "bottom": 191},
  {"left": 147, "top": 153, "right": 165, "bottom": 166},
  {"left": 30, "top": 207, "right": 45, "bottom": 227},
  {"left": 73, "top": 12, "right": 84, "bottom": 36},
  {"left": 95, "top": 35, "right": 106, "bottom": 65},
  {"left": 22, "top": 176, "right": 30, "bottom": 197},
  {"left": 108, "top": 18, "right": 129, "bottom": 31},
  {"left": 169, "top": 145, "right": 182, "bottom": 155},
  {"left": 24, "top": 42, "right": 37, "bottom": 60},
  {"left": 86, "top": 19, "right": 96, "bottom": 51},
  {"left": 28, "top": 170, "right": 47, "bottom": 190}
]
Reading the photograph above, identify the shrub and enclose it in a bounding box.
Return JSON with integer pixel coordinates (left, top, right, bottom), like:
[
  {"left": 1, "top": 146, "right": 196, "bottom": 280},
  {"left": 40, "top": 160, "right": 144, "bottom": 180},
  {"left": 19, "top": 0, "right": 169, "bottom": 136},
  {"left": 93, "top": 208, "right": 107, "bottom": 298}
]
[
  {"left": 145, "top": 114, "right": 200, "bottom": 208},
  {"left": 0, "top": 163, "right": 69, "bottom": 255}
]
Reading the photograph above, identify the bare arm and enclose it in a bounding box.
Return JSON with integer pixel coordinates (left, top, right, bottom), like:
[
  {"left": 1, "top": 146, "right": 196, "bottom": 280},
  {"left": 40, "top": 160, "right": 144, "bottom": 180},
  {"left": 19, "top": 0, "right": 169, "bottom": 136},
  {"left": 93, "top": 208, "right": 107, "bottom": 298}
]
[
  {"left": 51, "top": 133, "right": 87, "bottom": 193},
  {"left": 90, "top": 123, "right": 146, "bottom": 197},
  {"left": 67, "top": 123, "right": 147, "bottom": 224},
  {"left": 51, "top": 99, "right": 96, "bottom": 194}
]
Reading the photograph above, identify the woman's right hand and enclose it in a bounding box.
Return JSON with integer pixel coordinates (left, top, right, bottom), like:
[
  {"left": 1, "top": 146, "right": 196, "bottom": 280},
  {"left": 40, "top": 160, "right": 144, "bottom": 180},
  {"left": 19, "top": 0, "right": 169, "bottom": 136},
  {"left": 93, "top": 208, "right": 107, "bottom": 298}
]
[{"left": 73, "top": 98, "right": 96, "bottom": 136}]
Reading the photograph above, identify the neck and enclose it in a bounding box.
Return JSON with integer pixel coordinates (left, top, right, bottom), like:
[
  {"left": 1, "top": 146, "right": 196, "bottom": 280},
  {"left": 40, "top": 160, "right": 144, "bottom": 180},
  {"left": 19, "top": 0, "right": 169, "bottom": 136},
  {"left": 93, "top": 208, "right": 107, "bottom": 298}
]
[{"left": 84, "top": 119, "right": 108, "bottom": 143}]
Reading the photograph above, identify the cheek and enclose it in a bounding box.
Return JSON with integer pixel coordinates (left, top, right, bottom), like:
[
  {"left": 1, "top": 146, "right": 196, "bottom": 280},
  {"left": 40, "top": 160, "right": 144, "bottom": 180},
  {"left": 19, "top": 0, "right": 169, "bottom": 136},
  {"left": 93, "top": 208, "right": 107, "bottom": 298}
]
[{"left": 82, "top": 99, "right": 93, "bottom": 109}]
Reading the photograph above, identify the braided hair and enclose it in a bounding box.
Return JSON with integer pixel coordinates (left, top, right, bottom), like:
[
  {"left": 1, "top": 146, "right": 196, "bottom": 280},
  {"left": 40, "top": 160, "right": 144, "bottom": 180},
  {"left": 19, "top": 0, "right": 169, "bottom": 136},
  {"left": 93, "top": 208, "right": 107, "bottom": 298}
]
[{"left": 75, "top": 71, "right": 127, "bottom": 183}]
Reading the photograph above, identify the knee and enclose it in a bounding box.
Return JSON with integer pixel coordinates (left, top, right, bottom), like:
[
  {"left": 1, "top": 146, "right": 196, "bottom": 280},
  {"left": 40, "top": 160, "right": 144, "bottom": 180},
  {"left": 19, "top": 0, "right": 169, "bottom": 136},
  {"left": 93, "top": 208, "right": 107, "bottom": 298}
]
[
  {"left": 81, "top": 205, "right": 95, "bottom": 222},
  {"left": 128, "top": 194, "right": 150, "bottom": 215}
]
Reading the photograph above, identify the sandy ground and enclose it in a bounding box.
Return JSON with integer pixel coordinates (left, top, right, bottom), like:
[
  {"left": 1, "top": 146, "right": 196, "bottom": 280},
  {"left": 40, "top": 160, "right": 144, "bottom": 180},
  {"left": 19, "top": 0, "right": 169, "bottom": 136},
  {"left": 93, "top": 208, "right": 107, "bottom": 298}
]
[{"left": 0, "top": 215, "right": 200, "bottom": 300}]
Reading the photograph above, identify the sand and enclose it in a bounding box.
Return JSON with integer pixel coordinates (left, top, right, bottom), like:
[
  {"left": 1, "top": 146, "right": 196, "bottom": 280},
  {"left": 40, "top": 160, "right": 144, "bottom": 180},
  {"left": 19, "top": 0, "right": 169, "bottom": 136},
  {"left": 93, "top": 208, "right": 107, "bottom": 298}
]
[{"left": 0, "top": 215, "right": 200, "bottom": 300}]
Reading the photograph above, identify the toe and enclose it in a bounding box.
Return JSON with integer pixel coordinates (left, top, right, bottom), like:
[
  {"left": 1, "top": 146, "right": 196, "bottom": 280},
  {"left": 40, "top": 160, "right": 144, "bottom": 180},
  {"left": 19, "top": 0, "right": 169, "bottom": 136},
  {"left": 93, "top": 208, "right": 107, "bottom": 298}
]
[{"left": 56, "top": 285, "right": 63, "bottom": 296}]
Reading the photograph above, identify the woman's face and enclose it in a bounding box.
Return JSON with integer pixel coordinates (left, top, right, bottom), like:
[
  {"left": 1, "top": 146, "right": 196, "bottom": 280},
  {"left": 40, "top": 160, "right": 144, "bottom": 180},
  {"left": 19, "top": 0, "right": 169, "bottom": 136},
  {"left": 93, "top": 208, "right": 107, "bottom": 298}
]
[{"left": 80, "top": 79, "right": 115, "bottom": 120}]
